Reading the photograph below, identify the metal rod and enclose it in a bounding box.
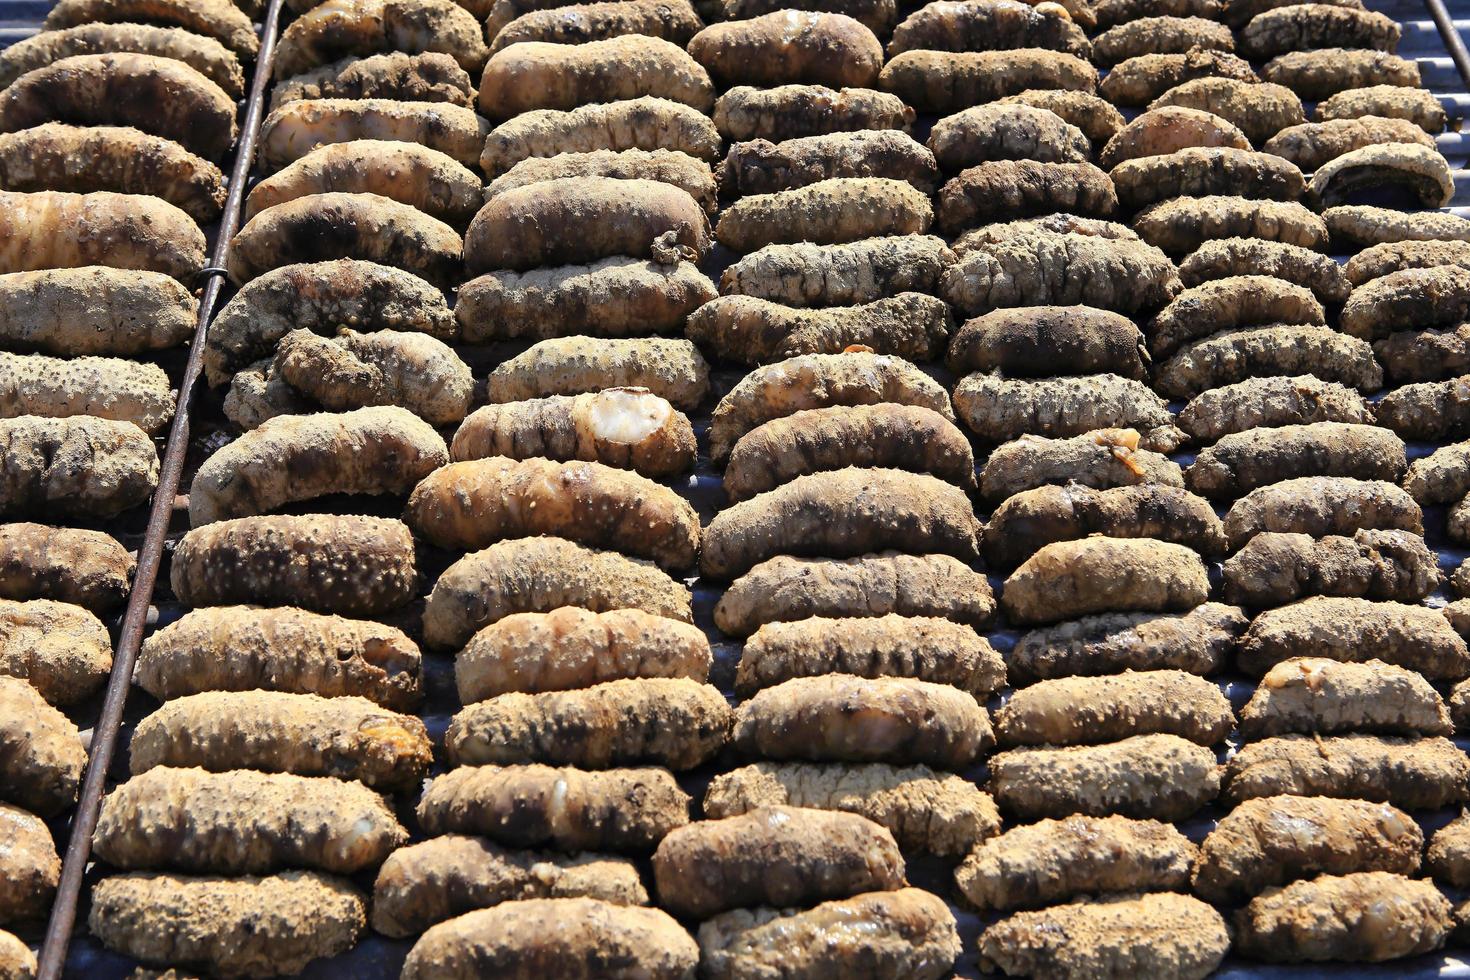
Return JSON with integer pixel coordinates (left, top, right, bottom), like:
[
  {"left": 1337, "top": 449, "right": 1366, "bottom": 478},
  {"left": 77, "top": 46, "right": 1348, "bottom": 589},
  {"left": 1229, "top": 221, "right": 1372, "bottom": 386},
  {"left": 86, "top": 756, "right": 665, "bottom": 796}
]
[
  {"left": 34, "top": 0, "right": 285, "bottom": 972},
  {"left": 1427, "top": 0, "right": 1470, "bottom": 93}
]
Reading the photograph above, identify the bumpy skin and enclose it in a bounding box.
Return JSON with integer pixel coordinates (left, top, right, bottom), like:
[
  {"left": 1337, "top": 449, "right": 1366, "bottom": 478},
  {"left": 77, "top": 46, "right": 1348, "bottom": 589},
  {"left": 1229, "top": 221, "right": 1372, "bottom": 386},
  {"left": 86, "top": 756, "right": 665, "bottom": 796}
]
[
  {"left": 270, "top": 52, "right": 473, "bottom": 110},
  {"left": 1008, "top": 604, "right": 1247, "bottom": 686},
  {"left": 458, "top": 258, "right": 713, "bottom": 343},
  {"left": 1156, "top": 325, "right": 1382, "bottom": 400},
  {"left": 926, "top": 104, "right": 1088, "bottom": 171},
  {"left": 0, "top": 123, "right": 225, "bottom": 223},
  {"left": 456, "top": 607, "right": 708, "bottom": 703},
  {"left": 1309, "top": 142, "right": 1455, "bottom": 210},
  {"left": 1225, "top": 0, "right": 1364, "bottom": 28},
  {"left": 947, "top": 306, "right": 1146, "bottom": 380},
  {"left": 731, "top": 675, "right": 991, "bottom": 769},
  {"left": 1239, "top": 657, "right": 1451, "bottom": 738},
  {"left": 1099, "top": 107, "right": 1249, "bottom": 172},
  {"left": 275, "top": 0, "right": 487, "bottom": 76},
  {"left": 0, "top": 802, "right": 56, "bottom": 925},
  {"left": 1405, "top": 440, "right": 1470, "bottom": 504},
  {"left": 466, "top": 177, "right": 706, "bottom": 273},
  {"left": 1349, "top": 240, "right": 1470, "bottom": 287},
  {"left": 1180, "top": 376, "right": 1372, "bottom": 442},
  {"left": 1224, "top": 530, "right": 1438, "bottom": 606},
  {"left": 997, "top": 89, "right": 1124, "bottom": 143},
  {"left": 1318, "top": 84, "right": 1447, "bottom": 132},
  {"left": 1235, "top": 872, "right": 1451, "bottom": 963},
  {"left": 227, "top": 192, "right": 463, "bottom": 290},
  {"left": 1263, "top": 48, "right": 1420, "bottom": 100},
  {"left": 712, "top": 84, "right": 912, "bottom": 143},
  {"left": 986, "top": 484, "right": 1226, "bottom": 570},
  {"left": 1241, "top": 4, "right": 1400, "bottom": 60},
  {"left": 735, "top": 614, "right": 1002, "bottom": 697},
  {"left": 652, "top": 806, "right": 904, "bottom": 919},
  {"left": 424, "top": 538, "right": 691, "bottom": 650},
  {"left": 699, "top": 889, "right": 958, "bottom": 980},
  {"left": 0, "top": 932, "right": 33, "bottom": 980},
  {"left": 1328, "top": 203, "right": 1470, "bottom": 247},
  {"left": 1266, "top": 117, "right": 1433, "bottom": 173},
  {"left": 0, "top": 352, "right": 172, "bottom": 433},
  {"left": 719, "top": 130, "right": 937, "bottom": 198},
  {"left": 490, "top": 0, "right": 703, "bottom": 51},
  {"left": 488, "top": 148, "right": 717, "bottom": 215},
  {"left": 724, "top": 404, "right": 972, "bottom": 501},
  {"left": 715, "top": 177, "right": 931, "bottom": 253},
  {"left": 980, "top": 893, "right": 1230, "bottom": 980},
  {"left": 204, "top": 259, "right": 456, "bottom": 385},
  {"left": 401, "top": 898, "right": 696, "bottom": 980},
  {"left": 1370, "top": 377, "right": 1470, "bottom": 441},
  {"left": 130, "top": 691, "right": 432, "bottom": 791},
  {"left": 978, "top": 428, "right": 1185, "bottom": 503},
  {"left": 956, "top": 815, "right": 1196, "bottom": 912},
  {"left": 481, "top": 97, "right": 721, "bottom": 177},
  {"left": 0, "top": 53, "right": 235, "bottom": 162},
  {"left": 707, "top": 351, "right": 952, "bottom": 464},
  {"left": 136, "top": 606, "right": 421, "bottom": 710},
  {"left": 995, "top": 670, "right": 1232, "bottom": 748},
  {"left": 1223, "top": 733, "right": 1470, "bottom": 809},
  {"left": 479, "top": 36, "right": 713, "bottom": 119},
  {"left": 1343, "top": 266, "right": 1470, "bottom": 343},
  {"left": 257, "top": 99, "right": 488, "bottom": 171},
  {"left": 0, "top": 416, "right": 157, "bottom": 519},
  {"left": 937, "top": 160, "right": 1117, "bottom": 230},
  {"left": 446, "top": 678, "right": 728, "bottom": 770},
  {"left": 877, "top": 50, "right": 1097, "bottom": 114},
  {"left": 1187, "top": 422, "right": 1403, "bottom": 500},
  {"left": 1095, "top": 0, "right": 1221, "bottom": 28},
  {"left": 1179, "top": 239, "right": 1350, "bottom": 305},
  {"left": 1224, "top": 475, "right": 1421, "bottom": 547},
  {"left": 372, "top": 836, "right": 646, "bottom": 938},
  {"left": 1001, "top": 538, "right": 1208, "bottom": 627},
  {"left": 989, "top": 733, "right": 1221, "bottom": 821},
  {"left": 405, "top": 457, "right": 700, "bottom": 571},
  {"left": 1112, "top": 148, "right": 1304, "bottom": 215},
  {"left": 1100, "top": 49, "right": 1257, "bottom": 106},
  {"left": 1094, "top": 16, "right": 1235, "bottom": 67},
  {"left": 953, "top": 373, "right": 1182, "bottom": 452},
  {"left": 0, "top": 190, "right": 203, "bottom": 280},
  {"left": 705, "top": 762, "right": 998, "bottom": 858},
  {"left": 171, "top": 515, "right": 418, "bottom": 617},
  {"left": 93, "top": 767, "right": 406, "bottom": 874},
  {"left": 0, "top": 267, "right": 193, "bottom": 356},
  {"left": 689, "top": 293, "right": 950, "bottom": 365},
  {"left": 940, "top": 228, "right": 1181, "bottom": 316},
  {"left": 247, "top": 140, "right": 480, "bottom": 227},
  {"left": 189, "top": 407, "right": 447, "bottom": 525},
  {"left": 0, "top": 677, "right": 82, "bottom": 817},
  {"left": 0, "top": 523, "right": 132, "bottom": 612},
  {"left": 688, "top": 11, "right": 881, "bottom": 89},
  {"left": 890, "top": 0, "right": 1088, "bottom": 56},
  {"left": 1429, "top": 814, "right": 1470, "bottom": 887},
  {"left": 1149, "top": 77, "right": 1305, "bottom": 146},
  {"left": 1240, "top": 599, "right": 1470, "bottom": 681},
  {"left": 454, "top": 390, "right": 694, "bottom": 479},
  {"left": 720, "top": 236, "right": 953, "bottom": 307},
  {"left": 0, "top": 599, "right": 109, "bottom": 706},
  {"left": 1134, "top": 195, "right": 1329, "bottom": 255},
  {"left": 701, "top": 467, "right": 981, "bottom": 579},
  {"left": 715, "top": 0, "right": 897, "bottom": 32},
  {"left": 1193, "top": 795, "right": 1421, "bottom": 904},
  {"left": 714, "top": 553, "right": 993, "bottom": 638},
  {"left": 0, "top": 22, "right": 244, "bottom": 97},
  {"left": 265, "top": 328, "right": 471, "bottom": 425},
  {"left": 90, "top": 871, "right": 364, "bottom": 977},
  {"left": 417, "top": 764, "right": 690, "bottom": 851}
]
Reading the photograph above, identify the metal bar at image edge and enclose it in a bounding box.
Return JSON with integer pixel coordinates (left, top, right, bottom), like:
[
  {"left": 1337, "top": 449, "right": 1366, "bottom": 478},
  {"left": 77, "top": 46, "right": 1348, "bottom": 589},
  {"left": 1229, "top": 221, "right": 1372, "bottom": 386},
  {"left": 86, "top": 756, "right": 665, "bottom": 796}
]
[
  {"left": 34, "top": 0, "right": 287, "bottom": 973},
  {"left": 1427, "top": 0, "right": 1470, "bottom": 90}
]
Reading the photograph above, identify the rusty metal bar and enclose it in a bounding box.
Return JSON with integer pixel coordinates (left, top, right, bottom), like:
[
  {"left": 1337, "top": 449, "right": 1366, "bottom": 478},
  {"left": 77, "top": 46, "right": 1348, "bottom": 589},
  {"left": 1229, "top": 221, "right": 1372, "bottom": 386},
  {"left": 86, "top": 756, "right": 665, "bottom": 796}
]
[
  {"left": 1427, "top": 0, "right": 1470, "bottom": 92},
  {"left": 34, "top": 0, "right": 286, "bottom": 972}
]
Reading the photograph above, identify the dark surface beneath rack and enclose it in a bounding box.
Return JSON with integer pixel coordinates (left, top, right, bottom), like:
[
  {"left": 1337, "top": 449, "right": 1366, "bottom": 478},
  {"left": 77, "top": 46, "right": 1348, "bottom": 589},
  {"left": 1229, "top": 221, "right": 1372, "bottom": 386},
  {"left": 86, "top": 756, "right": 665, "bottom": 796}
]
[{"left": 7, "top": 0, "right": 1470, "bottom": 976}]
